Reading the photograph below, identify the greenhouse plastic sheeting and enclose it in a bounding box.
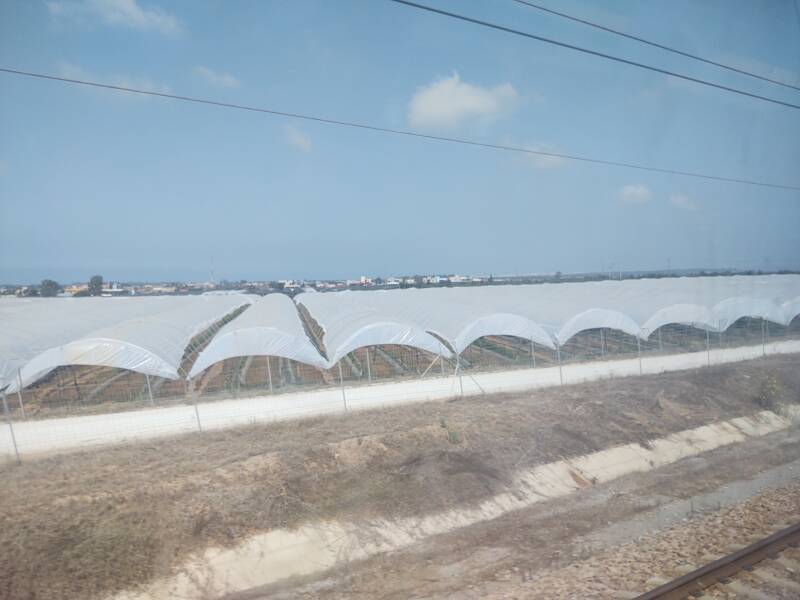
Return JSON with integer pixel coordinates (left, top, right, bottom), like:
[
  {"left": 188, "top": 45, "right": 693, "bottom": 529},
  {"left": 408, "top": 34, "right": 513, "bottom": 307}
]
[
  {"left": 3, "top": 275, "right": 800, "bottom": 386},
  {"left": 295, "top": 275, "right": 800, "bottom": 358},
  {"left": 0, "top": 294, "right": 254, "bottom": 392},
  {"left": 297, "top": 291, "right": 455, "bottom": 367},
  {"left": 188, "top": 293, "right": 328, "bottom": 377}
]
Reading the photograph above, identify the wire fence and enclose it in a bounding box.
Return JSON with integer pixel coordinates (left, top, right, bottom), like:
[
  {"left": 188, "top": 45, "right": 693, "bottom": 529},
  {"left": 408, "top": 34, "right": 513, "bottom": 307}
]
[{"left": 2, "top": 316, "right": 799, "bottom": 463}]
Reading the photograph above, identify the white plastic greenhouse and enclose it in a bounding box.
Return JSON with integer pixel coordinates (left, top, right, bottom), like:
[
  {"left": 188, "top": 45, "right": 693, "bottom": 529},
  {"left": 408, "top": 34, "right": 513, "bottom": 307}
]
[
  {"left": 0, "top": 294, "right": 254, "bottom": 392},
  {"left": 295, "top": 274, "right": 800, "bottom": 366},
  {"left": 1, "top": 275, "right": 800, "bottom": 390}
]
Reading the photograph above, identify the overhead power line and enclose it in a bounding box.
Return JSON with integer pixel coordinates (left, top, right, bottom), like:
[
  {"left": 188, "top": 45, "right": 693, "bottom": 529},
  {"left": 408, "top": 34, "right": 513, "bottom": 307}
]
[
  {"left": 1, "top": 67, "right": 799, "bottom": 192},
  {"left": 386, "top": 0, "right": 800, "bottom": 111},
  {"left": 510, "top": 0, "right": 800, "bottom": 92}
]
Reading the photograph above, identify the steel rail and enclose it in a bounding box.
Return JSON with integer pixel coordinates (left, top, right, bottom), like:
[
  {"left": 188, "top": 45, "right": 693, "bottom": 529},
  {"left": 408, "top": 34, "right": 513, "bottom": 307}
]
[{"left": 636, "top": 521, "right": 800, "bottom": 599}]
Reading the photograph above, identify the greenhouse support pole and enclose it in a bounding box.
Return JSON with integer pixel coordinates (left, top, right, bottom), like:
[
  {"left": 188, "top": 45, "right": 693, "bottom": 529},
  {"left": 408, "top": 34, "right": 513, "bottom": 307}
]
[
  {"left": 338, "top": 361, "right": 347, "bottom": 411},
  {"left": 266, "top": 357, "right": 273, "bottom": 394},
  {"left": 761, "top": 320, "right": 766, "bottom": 356},
  {"left": 706, "top": 329, "right": 711, "bottom": 366},
  {"left": 637, "top": 338, "right": 642, "bottom": 375},
  {"left": 440, "top": 346, "right": 445, "bottom": 376},
  {"left": 1, "top": 393, "right": 21, "bottom": 465},
  {"left": 658, "top": 329, "right": 663, "bottom": 352},
  {"left": 557, "top": 343, "right": 563, "bottom": 386},
  {"left": 530, "top": 337, "right": 536, "bottom": 368},
  {"left": 15, "top": 370, "right": 25, "bottom": 419},
  {"left": 145, "top": 374, "right": 154, "bottom": 405},
  {"left": 192, "top": 389, "right": 202, "bottom": 432},
  {"left": 765, "top": 321, "right": 770, "bottom": 354},
  {"left": 365, "top": 347, "right": 372, "bottom": 384},
  {"left": 600, "top": 329, "right": 605, "bottom": 358},
  {"left": 456, "top": 353, "right": 464, "bottom": 397}
]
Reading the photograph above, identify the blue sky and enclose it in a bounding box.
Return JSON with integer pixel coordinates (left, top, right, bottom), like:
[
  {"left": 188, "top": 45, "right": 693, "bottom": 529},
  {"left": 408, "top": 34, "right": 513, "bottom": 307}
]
[{"left": 1, "top": 0, "right": 799, "bottom": 284}]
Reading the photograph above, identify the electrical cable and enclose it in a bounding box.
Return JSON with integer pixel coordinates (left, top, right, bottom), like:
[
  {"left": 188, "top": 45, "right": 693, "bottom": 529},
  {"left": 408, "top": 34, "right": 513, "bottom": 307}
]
[
  {"left": 386, "top": 0, "right": 800, "bottom": 111},
  {"left": 1, "top": 66, "right": 798, "bottom": 191}
]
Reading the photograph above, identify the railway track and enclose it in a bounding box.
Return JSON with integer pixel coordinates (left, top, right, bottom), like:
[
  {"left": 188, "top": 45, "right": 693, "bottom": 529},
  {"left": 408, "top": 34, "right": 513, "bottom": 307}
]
[{"left": 636, "top": 522, "right": 800, "bottom": 599}]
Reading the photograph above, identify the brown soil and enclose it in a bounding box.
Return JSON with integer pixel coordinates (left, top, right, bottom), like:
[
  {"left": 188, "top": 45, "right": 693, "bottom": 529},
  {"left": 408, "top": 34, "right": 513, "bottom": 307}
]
[{"left": 0, "top": 355, "right": 798, "bottom": 600}]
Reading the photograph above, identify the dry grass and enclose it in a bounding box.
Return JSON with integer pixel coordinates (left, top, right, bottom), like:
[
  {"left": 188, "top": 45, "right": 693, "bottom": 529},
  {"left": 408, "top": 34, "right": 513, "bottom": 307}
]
[{"left": 0, "top": 355, "right": 798, "bottom": 599}]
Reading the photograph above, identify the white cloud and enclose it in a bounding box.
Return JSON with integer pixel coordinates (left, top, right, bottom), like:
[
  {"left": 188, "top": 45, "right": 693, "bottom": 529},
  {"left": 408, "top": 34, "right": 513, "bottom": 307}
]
[
  {"left": 669, "top": 193, "right": 698, "bottom": 211},
  {"left": 524, "top": 142, "right": 567, "bottom": 169},
  {"left": 194, "top": 66, "right": 240, "bottom": 88},
  {"left": 284, "top": 125, "right": 313, "bottom": 153},
  {"left": 47, "top": 0, "right": 182, "bottom": 35},
  {"left": 408, "top": 72, "right": 518, "bottom": 130},
  {"left": 57, "top": 61, "right": 172, "bottom": 96},
  {"left": 619, "top": 184, "right": 652, "bottom": 204}
]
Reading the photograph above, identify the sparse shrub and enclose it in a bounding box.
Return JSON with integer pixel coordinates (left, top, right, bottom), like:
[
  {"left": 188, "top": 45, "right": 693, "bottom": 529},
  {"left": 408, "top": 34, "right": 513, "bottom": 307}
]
[
  {"left": 755, "top": 372, "right": 784, "bottom": 413},
  {"left": 439, "top": 417, "right": 462, "bottom": 444}
]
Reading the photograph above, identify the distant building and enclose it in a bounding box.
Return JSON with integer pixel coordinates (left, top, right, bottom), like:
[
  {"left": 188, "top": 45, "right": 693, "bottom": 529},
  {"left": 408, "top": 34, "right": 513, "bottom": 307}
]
[{"left": 65, "top": 284, "right": 88, "bottom": 296}]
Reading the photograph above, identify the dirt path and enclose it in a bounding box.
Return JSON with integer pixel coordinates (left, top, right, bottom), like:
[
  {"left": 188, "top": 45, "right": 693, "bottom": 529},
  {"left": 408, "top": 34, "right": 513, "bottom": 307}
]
[
  {"left": 4, "top": 340, "right": 798, "bottom": 460},
  {"left": 0, "top": 355, "right": 798, "bottom": 599}
]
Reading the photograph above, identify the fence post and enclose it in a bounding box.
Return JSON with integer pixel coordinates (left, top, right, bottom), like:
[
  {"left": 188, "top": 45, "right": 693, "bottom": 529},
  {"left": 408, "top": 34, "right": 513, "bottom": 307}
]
[
  {"left": 2, "top": 393, "right": 21, "bottom": 465},
  {"left": 557, "top": 342, "right": 563, "bottom": 385},
  {"left": 338, "top": 361, "right": 347, "bottom": 411},
  {"left": 365, "top": 347, "right": 372, "bottom": 384},
  {"left": 530, "top": 337, "right": 536, "bottom": 368},
  {"left": 16, "top": 369, "right": 26, "bottom": 419},
  {"left": 637, "top": 337, "right": 643, "bottom": 375},
  {"left": 145, "top": 374, "right": 155, "bottom": 406},
  {"left": 190, "top": 387, "right": 202, "bottom": 432},
  {"left": 456, "top": 353, "right": 464, "bottom": 396}
]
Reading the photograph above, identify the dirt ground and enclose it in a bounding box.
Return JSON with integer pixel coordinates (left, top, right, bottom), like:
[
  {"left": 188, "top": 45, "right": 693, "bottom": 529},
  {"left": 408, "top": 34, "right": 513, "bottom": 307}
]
[
  {"left": 259, "top": 428, "right": 800, "bottom": 599},
  {"left": 0, "top": 355, "right": 798, "bottom": 600}
]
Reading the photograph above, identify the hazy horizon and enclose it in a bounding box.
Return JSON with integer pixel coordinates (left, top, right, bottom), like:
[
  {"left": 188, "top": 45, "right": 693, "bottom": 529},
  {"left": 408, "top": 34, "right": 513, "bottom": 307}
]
[{"left": 3, "top": 259, "right": 799, "bottom": 287}]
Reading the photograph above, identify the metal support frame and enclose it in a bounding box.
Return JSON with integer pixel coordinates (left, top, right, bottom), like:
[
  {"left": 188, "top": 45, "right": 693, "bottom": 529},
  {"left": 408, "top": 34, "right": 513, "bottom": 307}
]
[
  {"left": 658, "top": 328, "right": 663, "bottom": 352},
  {"left": 16, "top": 369, "right": 26, "bottom": 419},
  {"left": 2, "top": 393, "right": 21, "bottom": 464},
  {"left": 192, "top": 389, "right": 202, "bottom": 432},
  {"left": 557, "top": 342, "right": 563, "bottom": 385},
  {"left": 456, "top": 353, "right": 464, "bottom": 396},
  {"left": 365, "top": 347, "right": 372, "bottom": 384},
  {"left": 145, "top": 374, "right": 154, "bottom": 405},
  {"left": 600, "top": 328, "right": 605, "bottom": 358},
  {"left": 267, "top": 356, "right": 273, "bottom": 394},
  {"left": 637, "top": 337, "right": 643, "bottom": 375},
  {"left": 338, "top": 361, "right": 347, "bottom": 411},
  {"left": 440, "top": 345, "right": 445, "bottom": 376},
  {"left": 530, "top": 337, "right": 536, "bottom": 368}
]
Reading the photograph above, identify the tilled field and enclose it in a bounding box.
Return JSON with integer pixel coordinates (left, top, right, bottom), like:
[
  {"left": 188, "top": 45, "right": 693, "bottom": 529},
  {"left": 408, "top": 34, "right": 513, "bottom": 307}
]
[{"left": 1, "top": 355, "right": 799, "bottom": 600}]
